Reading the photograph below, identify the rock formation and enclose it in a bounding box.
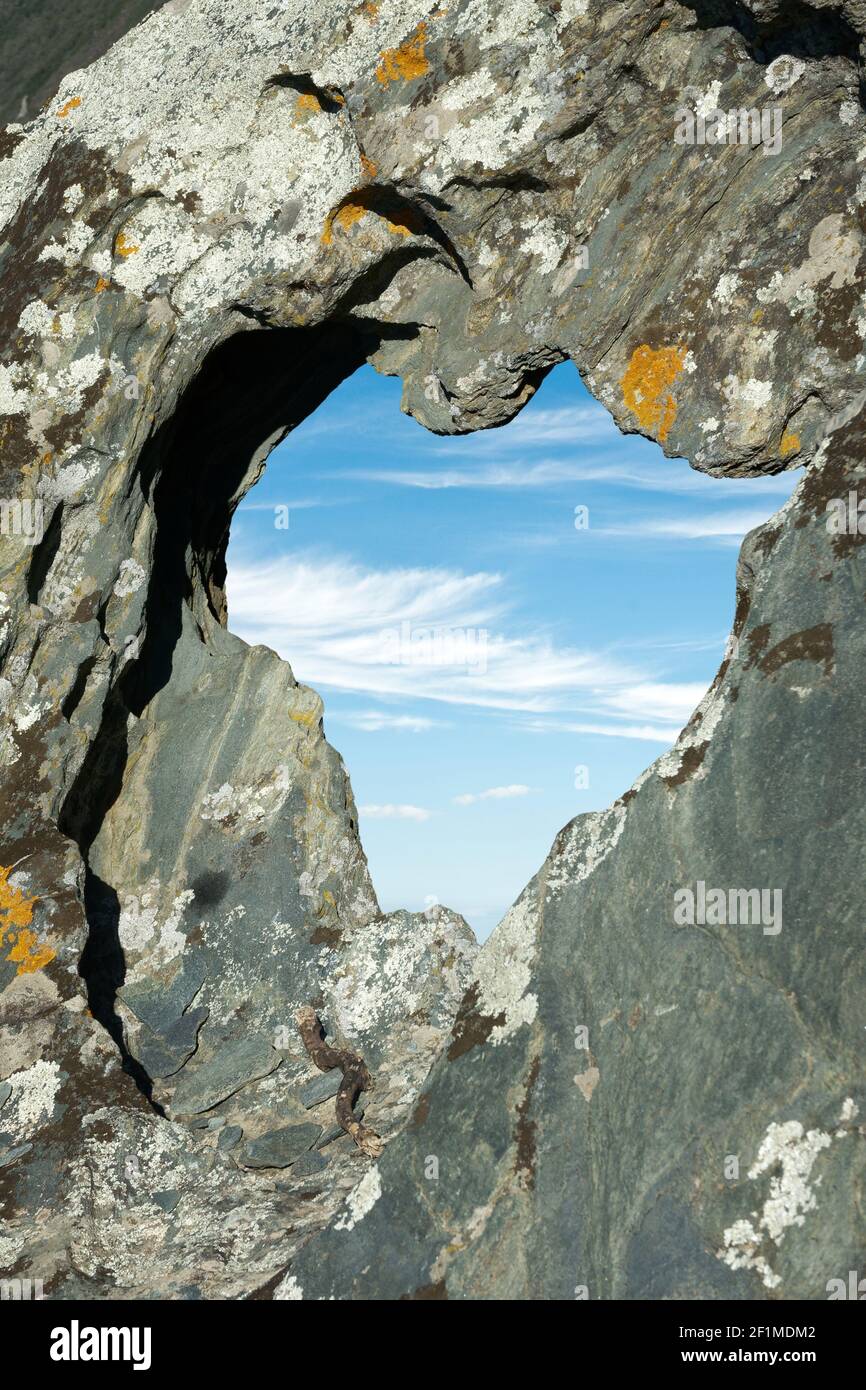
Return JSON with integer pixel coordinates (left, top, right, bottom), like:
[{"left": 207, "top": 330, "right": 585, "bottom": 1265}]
[{"left": 0, "top": 0, "right": 863, "bottom": 1298}]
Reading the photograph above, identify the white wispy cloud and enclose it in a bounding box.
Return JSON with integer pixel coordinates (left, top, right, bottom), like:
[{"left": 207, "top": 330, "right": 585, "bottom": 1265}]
[
  {"left": 359, "top": 803, "right": 431, "bottom": 821},
  {"left": 599, "top": 510, "right": 775, "bottom": 543},
  {"left": 518, "top": 680, "right": 708, "bottom": 743},
  {"left": 523, "top": 719, "right": 681, "bottom": 744},
  {"left": 601, "top": 682, "right": 708, "bottom": 725},
  {"left": 336, "top": 456, "right": 625, "bottom": 491},
  {"left": 337, "top": 455, "right": 801, "bottom": 498},
  {"left": 453, "top": 784, "right": 531, "bottom": 805},
  {"left": 333, "top": 710, "right": 444, "bottom": 733},
  {"left": 226, "top": 552, "right": 663, "bottom": 716},
  {"left": 450, "top": 404, "right": 617, "bottom": 450}
]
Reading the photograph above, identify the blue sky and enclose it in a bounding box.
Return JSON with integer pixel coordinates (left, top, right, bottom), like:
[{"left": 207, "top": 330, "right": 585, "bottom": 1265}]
[{"left": 225, "top": 362, "right": 800, "bottom": 940}]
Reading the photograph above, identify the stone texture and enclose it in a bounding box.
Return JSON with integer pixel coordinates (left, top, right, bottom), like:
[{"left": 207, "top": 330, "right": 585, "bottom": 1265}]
[
  {"left": 298, "top": 1071, "right": 342, "bottom": 1109},
  {"left": 238, "top": 1123, "right": 323, "bottom": 1170},
  {"left": 290, "top": 434, "right": 866, "bottom": 1299},
  {"left": 0, "top": 0, "right": 863, "bottom": 1299}
]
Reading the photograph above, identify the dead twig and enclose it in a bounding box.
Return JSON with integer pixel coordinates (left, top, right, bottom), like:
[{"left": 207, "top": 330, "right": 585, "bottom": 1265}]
[{"left": 295, "top": 1005, "right": 384, "bottom": 1159}]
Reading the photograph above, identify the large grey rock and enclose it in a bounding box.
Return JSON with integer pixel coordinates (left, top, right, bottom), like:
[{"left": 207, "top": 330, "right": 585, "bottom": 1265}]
[
  {"left": 0, "top": 0, "right": 863, "bottom": 1298},
  {"left": 288, "top": 427, "right": 866, "bottom": 1299}
]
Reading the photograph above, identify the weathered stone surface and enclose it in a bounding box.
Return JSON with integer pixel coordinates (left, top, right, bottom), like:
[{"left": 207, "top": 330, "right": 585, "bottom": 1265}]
[
  {"left": 168, "top": 1035, "right": 282, "bottom": 1116},
  {"left": 238, "top": 1123, "right": 323, "bottom": 1170},
  {"left": 217, "top": 1123, "right": 243, "bottom": 1151},
  {"left": 289, "top": 430, "right": 866, "bottom": 1299},
  {"left": 298, "top": 1071, "right": 342, "bottom": 1109},
  {"left": 0, "top": 0, "right": 863, "bottom": 1299},
  {"left": 291, "top": 1150, "right": 329, "bottom": 1178}
]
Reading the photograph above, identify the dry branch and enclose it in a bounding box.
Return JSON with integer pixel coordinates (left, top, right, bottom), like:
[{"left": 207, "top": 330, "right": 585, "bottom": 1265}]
[{"left": 295, "top": 1005, "right": 384, "bottom": 1158}]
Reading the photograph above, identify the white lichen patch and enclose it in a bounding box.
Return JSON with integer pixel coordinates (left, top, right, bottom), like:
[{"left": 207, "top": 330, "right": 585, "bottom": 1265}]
[
  {"left": 38, "top": 218, "right": 93, "bottom": 267},
  {"left": 0, "top": 1233, "right": 25, "bottom": 1270},
  {"left": 199, "top": 765, "right": 292, "bottom": 827},
  {"left": 711, "top": 273, "right": 740, "bottom": 310},
  {"left": 757, "top": 215, "right": 862, "bottom": 310},
  {"left": 751, "top": 1121, "right": 831, "bottom": 1243},
  {"left": 334, "top": 1165, "right": 382, "bottom": 1231},
  {"left": 66, "top": 1108, "right": 203, "bottom": 1285},
  {"left": 274, "top": 1273, "right": 304, "bottom": 1299},
  {"left": 43, "top": 457, "right": 100, "bottom": 502},
  {"left": 764, "top": 55, "right": 805, "bottom": 96},
  {"left": 118, "top": 881, "right": 193, "bottom": 969},
  {"left": 721, "top": 375, "right": 772, "bottom": 411},
  {"left": 546, "top": 801, "right": 627, "bottom": 897},
  {"left": 0, "top": 362, "right": 29, "bottom": 416},
  {"left": 550, "top": 0, "right": 589, "bottom": 29},
  {"left": 18, "top": 299, "right": 76, "bottom": 340},
  {"left": 62, "top": 183, "right": 84, "bottom": 213},
  {"left": 695, "top": 81, "right": 723, "bottom": 119},
  {"left": 113, "top": 558, "right": 147, "bottom": 598},
  {"left": 472, "top": 887, "right": 540, "bottom": 1045},
  {"left": 3, "top": 1059, "right": 61, "bottom": 1140},
  {"left": 331, "top": 906, "right": 476, "bottom": 1039},
  {"left": 521, "top": 216, "right": 570, "bottom": 276},
  {"left": 718, "top": 1111, "right": 855, "bottom": 1290}
]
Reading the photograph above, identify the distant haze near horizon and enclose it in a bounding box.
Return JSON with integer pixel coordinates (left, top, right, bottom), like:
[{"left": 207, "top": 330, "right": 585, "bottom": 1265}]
[{"left": 226, "top": 361, "right": 800, "bottom": 940}]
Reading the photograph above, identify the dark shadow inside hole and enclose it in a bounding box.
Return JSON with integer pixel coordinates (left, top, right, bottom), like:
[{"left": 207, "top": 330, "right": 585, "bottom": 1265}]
[
  {"left": 77, "top": 866, "right": 163, "bottom": 1109},
  {"left": 684, "top": 0, "right": 863, "bottom": 99},
  {"left": 63, "top": 319, "right": 394, "bottom": 1099},
  {"left": 27, "top": 500, "right": 64, "bottom": 605}
]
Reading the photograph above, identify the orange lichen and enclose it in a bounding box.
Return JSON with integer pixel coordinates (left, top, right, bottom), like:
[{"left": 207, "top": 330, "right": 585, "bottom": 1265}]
[
  {"left": 7, "top": 927, "right": 56, "bottom": 975},
  {"left": 780, "top": 430, "right": 801, "bottom": 458},
  {"left": 322, "top": 192, "right": 423, "bottom": 245},
  {"left": 56, "top": 96, "right": 81, "bottom": 118},
  {"left": 360, "top": 152, "right": 378, "bottom": 179},
  {"left": 375, "top": 22, "right": 430, "bottom": 85},
  {"left": 362, "top": 1, "right": 379, "bottom": 18},
  {"left": 94, "top": 276, "right": 110, "bottom": 292},
  {"left": 296, "top": 92, "right": 321, "bottom": 115},
  {"left": 0, "top": 866, "right": 54, "bottom": 975},
  {"left": 0, "top": 866, "right": 37, "bottom": 929},
  {"left": 620, "top": 343, "right": 687, "bottom": 443},
  {"left": 321, "top": 200, "right": 369, "bottom": 245},
  {"left": 115, "top": 232, "right": 139, "bottom": 258}
]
